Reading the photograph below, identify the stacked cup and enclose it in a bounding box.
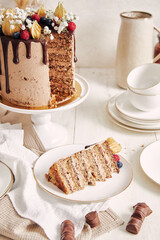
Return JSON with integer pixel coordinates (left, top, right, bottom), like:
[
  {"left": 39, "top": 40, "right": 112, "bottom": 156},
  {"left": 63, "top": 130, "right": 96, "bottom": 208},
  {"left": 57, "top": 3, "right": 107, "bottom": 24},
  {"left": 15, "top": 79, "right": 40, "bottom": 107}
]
[{"left": 127, "top": 63, "right": 160, "bottom": 112}]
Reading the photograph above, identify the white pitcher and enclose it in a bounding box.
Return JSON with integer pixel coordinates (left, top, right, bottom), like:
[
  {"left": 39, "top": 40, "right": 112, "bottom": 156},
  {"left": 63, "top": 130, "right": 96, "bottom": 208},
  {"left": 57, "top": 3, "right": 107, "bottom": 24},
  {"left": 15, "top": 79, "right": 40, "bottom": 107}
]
[{"left": 116, "top": 11, "right": 154, "bottom": 89}]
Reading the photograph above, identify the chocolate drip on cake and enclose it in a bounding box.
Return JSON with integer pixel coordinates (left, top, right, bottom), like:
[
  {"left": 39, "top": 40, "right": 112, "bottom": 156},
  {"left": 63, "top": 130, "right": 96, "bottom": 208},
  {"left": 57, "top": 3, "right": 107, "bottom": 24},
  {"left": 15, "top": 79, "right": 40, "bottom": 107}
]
[
  {"left": 1, "top": 37, "right": 10, "bottom": 93},
  {"left": 0, "top": 58, "right": 1, "bottom": 90},
  {"left": 0, "top": 36, "right": 48, "bottom": 94},
  {"left": 24, "top": 41, "right": 32, "bottom": 59},
  {"left": 73, "top": 34, "right": 77, "bottom": 63},
  {"left": 11, "top": 40, "right": 20, "bottom": 64},
  {"left": 41, "top": 40, "right": 48, "bottom": 65}
]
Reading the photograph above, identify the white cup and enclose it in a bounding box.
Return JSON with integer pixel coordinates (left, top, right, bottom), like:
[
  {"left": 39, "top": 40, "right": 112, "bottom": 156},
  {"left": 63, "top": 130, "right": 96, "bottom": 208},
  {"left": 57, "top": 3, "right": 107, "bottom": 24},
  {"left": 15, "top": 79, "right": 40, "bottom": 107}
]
[
  {"left": 127, "top": 87, "right": 160, "bottom": 112},
  {"left": 127, "top": 63, "right": 160, "bottom": 95}
]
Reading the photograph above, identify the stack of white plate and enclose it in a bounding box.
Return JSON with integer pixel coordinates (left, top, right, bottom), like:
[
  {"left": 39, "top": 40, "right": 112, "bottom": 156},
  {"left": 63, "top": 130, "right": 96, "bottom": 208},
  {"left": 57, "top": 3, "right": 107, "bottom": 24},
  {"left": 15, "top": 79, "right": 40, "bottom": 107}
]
[{"left": 107, "top": 92, "right": 160, "bottom": 132}]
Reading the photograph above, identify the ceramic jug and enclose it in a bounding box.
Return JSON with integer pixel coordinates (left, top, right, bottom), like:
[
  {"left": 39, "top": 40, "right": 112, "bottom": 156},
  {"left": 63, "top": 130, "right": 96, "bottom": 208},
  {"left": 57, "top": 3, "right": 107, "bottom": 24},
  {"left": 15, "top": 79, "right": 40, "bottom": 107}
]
[{"left": 116, "top": 11, "right": 154, "bottom": 89}]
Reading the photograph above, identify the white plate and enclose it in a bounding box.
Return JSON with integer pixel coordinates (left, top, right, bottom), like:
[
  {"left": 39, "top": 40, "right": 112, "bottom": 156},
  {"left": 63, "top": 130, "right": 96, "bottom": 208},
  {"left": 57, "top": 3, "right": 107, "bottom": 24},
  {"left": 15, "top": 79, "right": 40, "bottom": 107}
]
[
  {"left": 108, "top": 95, "right": 160, "bottom": 131},
  {"left": 116, "top": 92, "right": 160, "bottom": 122},
  {"left": 107, "top": 113, "right": 158, "bottom": 133},
  {"left": 33, "top": 144, "right": 133, "bottom": 203},
  {"left": 115, "top": 110, "right": 160, "bottom": 125},
  {"left": 0, "top": 161, "right": 14, "bottom": 199},
  {"left": 140, "top": 140, "right": 160, "bottom": 185},
  {"left": 0, "top": 73, "right": 89, "bottom": 114},
  {"left": 115, "top": 106, "right": 160, "bottom": 126}
]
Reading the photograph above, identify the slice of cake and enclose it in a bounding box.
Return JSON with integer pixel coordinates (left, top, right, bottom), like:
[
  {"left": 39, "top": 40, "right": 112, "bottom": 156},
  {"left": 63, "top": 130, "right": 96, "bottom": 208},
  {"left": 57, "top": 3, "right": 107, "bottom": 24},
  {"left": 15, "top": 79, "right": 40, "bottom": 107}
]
[
  {"left": 0, "top": 3, "right": 78, "bottom": 108},
  {"left": 46, "top": 140, "right": 120, "bottom": 194}
]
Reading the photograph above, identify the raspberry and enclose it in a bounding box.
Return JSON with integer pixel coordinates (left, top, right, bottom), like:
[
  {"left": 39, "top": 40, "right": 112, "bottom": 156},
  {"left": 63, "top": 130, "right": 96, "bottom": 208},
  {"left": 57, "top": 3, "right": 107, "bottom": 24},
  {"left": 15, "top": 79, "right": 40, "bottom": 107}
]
[
  {"left": 20, "top": 30, "right": 30, "bottom": 40},
  {"left": 113, "top": 154, "right": 120, "bottom": 162},
  {"left": 31, "top": 14, "right": 40, "bottom": 23},
  {"left": 67, "top": 22, "right": 76, "bottom": 32}
]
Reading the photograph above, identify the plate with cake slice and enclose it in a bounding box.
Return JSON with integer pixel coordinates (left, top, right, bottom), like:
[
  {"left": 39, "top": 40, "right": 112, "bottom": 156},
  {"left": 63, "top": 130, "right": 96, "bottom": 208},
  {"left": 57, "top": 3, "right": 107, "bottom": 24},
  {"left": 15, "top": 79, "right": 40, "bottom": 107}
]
[{"left": 33, "top": 140, "right": 133, "bottom": 203}]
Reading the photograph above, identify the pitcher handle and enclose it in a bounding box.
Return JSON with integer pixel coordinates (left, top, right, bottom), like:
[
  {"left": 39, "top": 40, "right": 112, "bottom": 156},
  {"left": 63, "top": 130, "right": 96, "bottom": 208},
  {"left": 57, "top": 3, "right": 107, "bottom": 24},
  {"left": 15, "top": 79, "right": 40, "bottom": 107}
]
[
  {"left": 153, "top": 26, "right": 160, "bottom": 62},
  {"left": 154, "top": 26, "right": 160, "bottom": 34},
  {"left": 153, "top": 52, "right": 160, "bottom": 63}
]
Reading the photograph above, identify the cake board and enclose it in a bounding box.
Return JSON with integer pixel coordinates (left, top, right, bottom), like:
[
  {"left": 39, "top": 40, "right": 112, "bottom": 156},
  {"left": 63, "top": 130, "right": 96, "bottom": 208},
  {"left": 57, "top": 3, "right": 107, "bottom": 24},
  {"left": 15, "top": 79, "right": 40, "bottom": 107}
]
[{"left": 0, "top": 74, "right": 89, "bottom": 150}]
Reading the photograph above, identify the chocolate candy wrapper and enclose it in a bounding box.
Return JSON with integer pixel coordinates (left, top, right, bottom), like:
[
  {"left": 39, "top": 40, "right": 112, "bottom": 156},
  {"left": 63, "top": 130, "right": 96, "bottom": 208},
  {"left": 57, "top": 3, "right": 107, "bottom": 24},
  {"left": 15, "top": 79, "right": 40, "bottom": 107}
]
[
  {"left": 61, "top": 220, "right": 75, "bottom": 240},
  {"left": 85, "top": 211, "right": 101, "bottom": 228},
  {"left": 126, "top": 202, "right": 152, "bottom": 234}
]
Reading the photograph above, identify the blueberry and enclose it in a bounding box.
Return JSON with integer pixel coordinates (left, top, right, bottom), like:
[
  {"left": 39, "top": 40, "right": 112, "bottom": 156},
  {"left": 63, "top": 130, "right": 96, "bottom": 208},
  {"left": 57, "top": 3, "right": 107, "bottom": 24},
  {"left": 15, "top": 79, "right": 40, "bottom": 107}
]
[
  {"left": 45, "top": 18, "right": 53, "bottom": 27},
  {"left": 12, "top": 32, "right": 21, "bottom": 39},
  {"left": 0, "top": 27, "right": 4, "bottom": 36},
  {"left": 40, "top": 17, "right": 47, "bottom": 24},
  {"left": 117, "top": 161, "right": 123, "bottom": 169}
]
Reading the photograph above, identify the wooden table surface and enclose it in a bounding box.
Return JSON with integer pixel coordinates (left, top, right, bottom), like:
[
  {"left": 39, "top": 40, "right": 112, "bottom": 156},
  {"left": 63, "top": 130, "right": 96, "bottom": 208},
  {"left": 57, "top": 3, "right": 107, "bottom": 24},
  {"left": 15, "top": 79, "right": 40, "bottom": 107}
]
[{"left": 0, "top": 68, "right": 160, "bottom": 240}]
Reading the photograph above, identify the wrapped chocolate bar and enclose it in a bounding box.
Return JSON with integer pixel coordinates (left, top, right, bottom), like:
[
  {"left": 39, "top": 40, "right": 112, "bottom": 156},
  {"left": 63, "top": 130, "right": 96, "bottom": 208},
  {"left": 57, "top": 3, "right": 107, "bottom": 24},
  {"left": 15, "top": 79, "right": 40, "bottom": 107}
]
[
  {"left": 61, "top": 220, "right": 75, "bottom": 240},
  {"left": 85, "top": 211, "right": 101, "bottom": 228},
  {"left": 126, "top": 202, "right": 152, "bottom": 234}
]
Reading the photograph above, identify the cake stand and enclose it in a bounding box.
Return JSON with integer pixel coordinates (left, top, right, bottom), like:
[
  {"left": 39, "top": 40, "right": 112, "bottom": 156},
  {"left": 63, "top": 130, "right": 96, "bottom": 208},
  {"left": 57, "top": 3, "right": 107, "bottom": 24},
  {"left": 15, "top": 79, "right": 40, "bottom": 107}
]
[{"left": 0, "top": 74, "right": 89, "bottom": 150}]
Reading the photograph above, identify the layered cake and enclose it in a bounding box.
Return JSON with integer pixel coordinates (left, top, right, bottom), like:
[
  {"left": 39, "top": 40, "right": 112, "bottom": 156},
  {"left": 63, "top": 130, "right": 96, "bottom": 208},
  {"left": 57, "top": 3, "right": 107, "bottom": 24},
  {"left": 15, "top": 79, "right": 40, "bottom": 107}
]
[
  {"left": 46, "top": 140, "right": 120, "bottom": 194},
  {"left": 0, "top": 3, "right": 78, "bottom": 108}
]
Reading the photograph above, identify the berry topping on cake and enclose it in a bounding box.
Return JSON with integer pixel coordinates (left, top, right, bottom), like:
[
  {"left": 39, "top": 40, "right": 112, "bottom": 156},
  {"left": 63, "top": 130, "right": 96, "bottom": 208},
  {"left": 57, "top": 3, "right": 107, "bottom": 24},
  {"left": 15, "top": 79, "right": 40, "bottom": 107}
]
[
  {"left": 45, "top": 19, "right": 53, "bottom": 27},
  {"left": 31, "top": 14, "right": 40, "bottom": 23},
  {"left": 20, "top": 29, "right": 30, "bottom": 40},
  {"left": 54, "top": 2, "right": 66, "bottom": 19},
  {"left": 0, "top": 3, "right": 79, "bottom": 39},
  {"left": 30, "top": 21, "right": 41, "bottom": 39},
  {"left": 117, "top": 161, "right": 123, "bottom": 169},
  {"left": 113, "top": 154, "right": 120, "bottom": 162},
  {"left": 40, "top": 17, "right": 47, "bottom": 24},
  {"left": 12, "top": 32, "right": 20, "bottom": 39},
  {"left": 67, "top": 22, "right": 76, "bottom": 32},
  {"left": 37, "top": 5, "right": 46, "bottom": 18}
]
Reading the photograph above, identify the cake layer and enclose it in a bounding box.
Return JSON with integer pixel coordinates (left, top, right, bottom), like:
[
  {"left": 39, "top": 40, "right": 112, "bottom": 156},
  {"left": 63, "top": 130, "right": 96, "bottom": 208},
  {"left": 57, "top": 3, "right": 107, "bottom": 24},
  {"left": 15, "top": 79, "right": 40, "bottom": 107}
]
[
  {"left": 46, "top": 32, "right": 75, "bottom": 102},
  {"left": 46, "top": 140, "right": 119, "bottom": 194}
]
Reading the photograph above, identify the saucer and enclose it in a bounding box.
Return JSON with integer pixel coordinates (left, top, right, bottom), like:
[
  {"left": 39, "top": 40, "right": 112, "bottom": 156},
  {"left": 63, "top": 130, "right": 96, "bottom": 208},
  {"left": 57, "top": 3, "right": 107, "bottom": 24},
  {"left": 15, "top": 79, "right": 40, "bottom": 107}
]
[
  {"left": 116, "top": 92, "right": 160, "bottom": 123},
  {"left": 107, "top": 95, "right": 160, "bottom": 132},
  {"left": 115, "top": 106, "right": 160, "bottom": 125}
]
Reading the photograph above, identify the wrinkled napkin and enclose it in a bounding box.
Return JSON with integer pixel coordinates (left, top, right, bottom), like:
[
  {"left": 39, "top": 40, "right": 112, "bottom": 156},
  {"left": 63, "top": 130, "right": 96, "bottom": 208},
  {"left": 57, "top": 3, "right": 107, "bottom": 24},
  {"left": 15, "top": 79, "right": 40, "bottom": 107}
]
[{"left": 0, "top": 123, "right": 109, "bottom": 239}]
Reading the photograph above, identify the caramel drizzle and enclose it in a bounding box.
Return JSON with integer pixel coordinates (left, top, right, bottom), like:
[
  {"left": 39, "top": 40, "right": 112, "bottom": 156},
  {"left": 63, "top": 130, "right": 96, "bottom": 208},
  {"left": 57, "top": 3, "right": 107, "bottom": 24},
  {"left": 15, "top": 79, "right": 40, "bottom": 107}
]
[{"left": 0, "top": 36, "right": 48, "bottom": 94}]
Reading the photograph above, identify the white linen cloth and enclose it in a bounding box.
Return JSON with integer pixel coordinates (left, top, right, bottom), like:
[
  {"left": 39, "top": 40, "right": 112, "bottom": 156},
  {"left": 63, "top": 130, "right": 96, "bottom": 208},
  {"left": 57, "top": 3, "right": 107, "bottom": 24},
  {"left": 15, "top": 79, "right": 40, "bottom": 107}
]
[{"left": 0, "top": 123, "right": 109, "bottom": 240}]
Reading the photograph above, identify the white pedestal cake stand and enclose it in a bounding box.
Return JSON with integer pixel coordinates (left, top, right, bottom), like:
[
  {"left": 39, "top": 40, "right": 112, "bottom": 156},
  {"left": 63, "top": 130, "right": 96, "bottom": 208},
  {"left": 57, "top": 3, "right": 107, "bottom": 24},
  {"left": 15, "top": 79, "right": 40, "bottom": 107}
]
[{"left": 0, "top": 74, "right": 89, "bottom": 150}]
